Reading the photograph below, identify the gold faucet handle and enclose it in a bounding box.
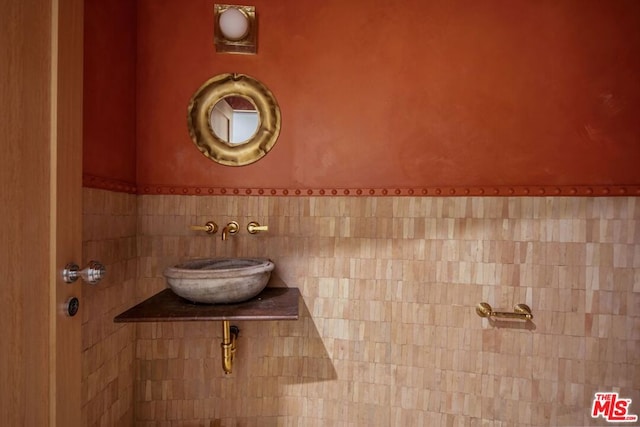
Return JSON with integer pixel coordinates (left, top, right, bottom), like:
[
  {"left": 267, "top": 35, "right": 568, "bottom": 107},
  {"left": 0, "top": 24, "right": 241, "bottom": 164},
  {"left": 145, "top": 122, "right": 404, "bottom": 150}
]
[
  {"left": 189, "top": 221, "right": 218, "bottom": 234},
  {"left": 247, "top": 221, "right": 268, "bottom": 234}
]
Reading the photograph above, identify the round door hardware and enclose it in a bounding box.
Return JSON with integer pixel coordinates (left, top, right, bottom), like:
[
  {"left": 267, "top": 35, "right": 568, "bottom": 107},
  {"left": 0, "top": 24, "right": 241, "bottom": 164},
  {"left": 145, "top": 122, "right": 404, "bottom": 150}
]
[{"left": 63, "top": 260, "right": 106, "bottom": 285}]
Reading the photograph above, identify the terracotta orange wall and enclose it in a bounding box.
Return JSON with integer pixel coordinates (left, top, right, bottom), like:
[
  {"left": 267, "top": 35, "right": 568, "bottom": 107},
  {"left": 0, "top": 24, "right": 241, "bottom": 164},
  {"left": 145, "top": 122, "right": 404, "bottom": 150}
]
[
  {"left": 134, "top": 0, "right": 640, "bottom": 191},
  {"left": 83, "top": 0, "right": 137, "bottom": 189},
  {"left": 85, "top": 1, "right": 640, "bottom": 192}
]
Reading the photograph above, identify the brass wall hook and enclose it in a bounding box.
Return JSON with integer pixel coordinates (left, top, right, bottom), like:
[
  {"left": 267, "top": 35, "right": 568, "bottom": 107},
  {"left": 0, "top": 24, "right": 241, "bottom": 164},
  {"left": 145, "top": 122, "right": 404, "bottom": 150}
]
[{"left": 476, "top": 302, "right": 533, "bottom": 320}]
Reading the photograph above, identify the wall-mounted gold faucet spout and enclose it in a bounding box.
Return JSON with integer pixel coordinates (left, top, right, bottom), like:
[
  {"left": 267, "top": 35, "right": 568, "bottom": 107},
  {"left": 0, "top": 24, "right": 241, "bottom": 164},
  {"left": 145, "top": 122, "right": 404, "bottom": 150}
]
[
  {"left": 221, "top": 321, "right": 239, "bottom": 374},
  {"left": 221, "top": 221, "right": 239, "bottom": 241}
]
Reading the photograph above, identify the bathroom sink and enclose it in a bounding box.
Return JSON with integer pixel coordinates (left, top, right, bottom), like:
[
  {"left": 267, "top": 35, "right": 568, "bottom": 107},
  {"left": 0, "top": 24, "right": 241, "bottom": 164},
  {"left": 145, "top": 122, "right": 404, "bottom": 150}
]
[{"left": 163, "top": 258, "right": 275, "bottom": 304}]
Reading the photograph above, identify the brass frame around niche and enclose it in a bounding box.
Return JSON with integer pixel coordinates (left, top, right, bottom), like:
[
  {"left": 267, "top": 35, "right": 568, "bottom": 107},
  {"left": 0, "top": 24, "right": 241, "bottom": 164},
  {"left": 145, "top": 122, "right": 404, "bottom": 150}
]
[{"left": 187, "top": 73, "right": 281, "bottom": 167}]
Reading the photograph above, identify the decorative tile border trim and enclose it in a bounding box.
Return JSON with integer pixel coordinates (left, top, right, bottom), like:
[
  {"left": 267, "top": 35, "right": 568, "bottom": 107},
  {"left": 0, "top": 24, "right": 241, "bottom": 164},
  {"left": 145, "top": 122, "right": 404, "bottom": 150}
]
[
  {"left": 136, "top": 184, "right": 640, "bottom": 197},
  {"left": 83, "top": 175, "right": 640, "bottom": 197},
  {"left": 83, "top": 174, "right": 137, "bottom": 194}
]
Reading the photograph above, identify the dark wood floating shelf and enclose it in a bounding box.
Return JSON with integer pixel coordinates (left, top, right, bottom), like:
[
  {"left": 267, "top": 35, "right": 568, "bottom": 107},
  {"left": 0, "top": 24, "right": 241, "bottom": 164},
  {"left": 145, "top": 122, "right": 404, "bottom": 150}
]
[{"left": 114, "top": 287, "right": 300, "bottom": 323}]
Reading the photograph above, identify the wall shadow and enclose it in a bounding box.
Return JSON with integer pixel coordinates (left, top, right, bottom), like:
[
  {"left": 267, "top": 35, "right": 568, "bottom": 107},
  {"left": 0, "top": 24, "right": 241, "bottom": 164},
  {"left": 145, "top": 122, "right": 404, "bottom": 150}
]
[
  {"left": 272, "top": 288, "right": 337, "bottom": 384},
  {"left": 489, "top": 318, "right": 537, "bottom": 331}
]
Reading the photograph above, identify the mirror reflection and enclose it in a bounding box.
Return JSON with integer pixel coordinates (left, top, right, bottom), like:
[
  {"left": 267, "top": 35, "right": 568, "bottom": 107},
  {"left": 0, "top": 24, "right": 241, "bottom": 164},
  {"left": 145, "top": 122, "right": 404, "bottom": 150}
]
[{"left": 209, "top": 95, "right": 259, "bottom": 145}]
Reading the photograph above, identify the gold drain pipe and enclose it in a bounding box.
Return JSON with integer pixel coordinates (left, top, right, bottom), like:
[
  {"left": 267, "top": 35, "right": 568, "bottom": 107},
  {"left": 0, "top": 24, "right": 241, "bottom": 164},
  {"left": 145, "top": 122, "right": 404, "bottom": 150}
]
[{"left": 221, "top": 321, "right": 239, "bottom": 374}]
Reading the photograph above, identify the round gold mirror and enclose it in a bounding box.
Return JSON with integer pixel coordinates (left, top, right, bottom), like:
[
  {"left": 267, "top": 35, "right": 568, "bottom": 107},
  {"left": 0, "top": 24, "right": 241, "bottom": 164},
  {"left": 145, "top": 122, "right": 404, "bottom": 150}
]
[{"left": 187, "top": 73, "right": 281, "bottom": 166}]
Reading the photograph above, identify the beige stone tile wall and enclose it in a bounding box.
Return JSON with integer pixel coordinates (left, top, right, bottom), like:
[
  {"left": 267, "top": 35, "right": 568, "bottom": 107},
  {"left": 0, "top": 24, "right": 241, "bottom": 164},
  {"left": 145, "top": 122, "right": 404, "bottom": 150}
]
[
  {"left": 133, "top": 195, "right": 639, "bottom": 426},
  {"left": 82, "top": 188, "right": 138, "bottom": 426}
]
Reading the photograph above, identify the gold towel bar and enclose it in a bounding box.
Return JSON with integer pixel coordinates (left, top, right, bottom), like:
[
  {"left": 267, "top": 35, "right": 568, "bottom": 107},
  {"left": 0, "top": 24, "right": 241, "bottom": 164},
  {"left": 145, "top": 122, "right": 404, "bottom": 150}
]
[{"left": 476, "top": 302, "right": 533, "bottom": 320}]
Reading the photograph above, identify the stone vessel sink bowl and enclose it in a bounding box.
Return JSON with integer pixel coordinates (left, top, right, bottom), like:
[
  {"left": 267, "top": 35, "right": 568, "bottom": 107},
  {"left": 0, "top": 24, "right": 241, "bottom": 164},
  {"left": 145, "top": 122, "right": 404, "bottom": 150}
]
[{"left": 163, "top": 258, "right": 275, "bottom": 304}]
